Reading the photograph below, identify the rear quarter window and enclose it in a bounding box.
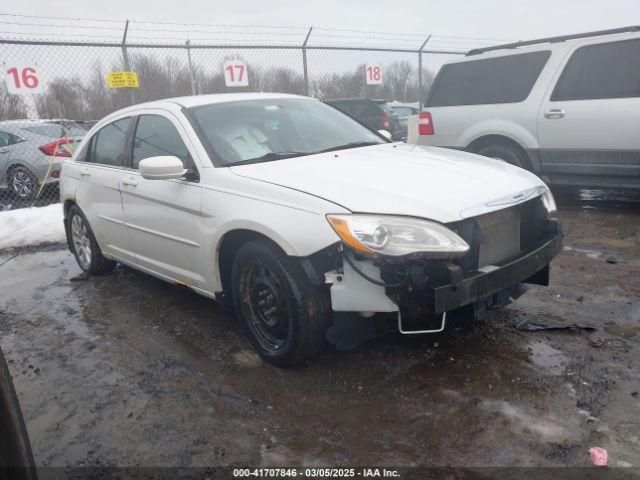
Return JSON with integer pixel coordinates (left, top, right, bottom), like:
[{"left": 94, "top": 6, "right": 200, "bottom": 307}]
[
  {"left": 551, "top": 38, "right": 640, "bottom": 101},
  {"left": 426, "top": 50, "right": 551, "bottom": 107}
]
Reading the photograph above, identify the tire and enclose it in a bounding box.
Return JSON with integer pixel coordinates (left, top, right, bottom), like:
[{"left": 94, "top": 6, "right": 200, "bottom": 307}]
[
  {"left": 473, "top": 143, "right": 530, "bottom": 169},
  {"left": 231, "top": 239, "right": 331, "bottom": 367},
  {"left": 8, "top": 167, "right": 38, "bottom": 200},
  {"left": 68, "top": 205, "right": 116, "bottom": 275}
]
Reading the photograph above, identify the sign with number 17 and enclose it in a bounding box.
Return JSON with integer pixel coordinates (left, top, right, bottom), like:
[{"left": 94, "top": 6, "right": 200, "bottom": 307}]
[
  {"left": 4, "top": 63, "right": 45, "bottom": 94},
  {"left": 224, "top": 61, "right": 249, "bottom": 87}
]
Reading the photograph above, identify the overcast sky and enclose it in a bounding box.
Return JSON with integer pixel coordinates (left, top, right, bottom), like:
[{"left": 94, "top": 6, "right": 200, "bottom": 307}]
[{"left": 2, "top": 0, "right": 639, "bottom": 48}]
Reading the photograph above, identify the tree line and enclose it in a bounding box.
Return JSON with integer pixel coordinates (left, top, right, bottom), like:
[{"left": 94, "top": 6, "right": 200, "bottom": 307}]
[{"left": 1, "top": 53, "right": 433, "bottom": 121}]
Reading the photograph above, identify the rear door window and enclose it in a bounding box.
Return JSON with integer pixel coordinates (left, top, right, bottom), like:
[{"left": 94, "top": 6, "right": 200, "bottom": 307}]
[
  {"left": 353, "top": 101, "right": 381, "bottom": 117},
  {"left": 426, "top": 50, "right": 551, "bottom": 107},
  {"left": 0, "top": 131, "right": 12, "bottom": 147},
  {"left": 87, "top": 118, "right": 131, "bottom": 167},
  {"left": 551, "top": 38, "right": 640, "bottom": 101}
]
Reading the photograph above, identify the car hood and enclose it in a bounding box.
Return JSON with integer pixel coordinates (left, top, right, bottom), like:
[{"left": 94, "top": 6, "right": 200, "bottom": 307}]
[{"left": 229, "top": 143, "right": 548, "bottom": 223}]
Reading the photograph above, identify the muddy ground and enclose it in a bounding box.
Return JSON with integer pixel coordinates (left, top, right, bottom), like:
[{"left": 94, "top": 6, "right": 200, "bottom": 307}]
[{"left": 0, "top": 188, "right": 639, "bottom": 469}]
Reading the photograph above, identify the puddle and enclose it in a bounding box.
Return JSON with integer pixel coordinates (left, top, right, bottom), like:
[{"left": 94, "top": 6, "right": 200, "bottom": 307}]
[
  {"left": 479, "top": 399, "right": 571, "bottom": 441},
  {"left": 604, "top": 322, "right": 640, "bottom": 338},
  {"left": 1, "top": 232, "right": 638, "bottom": 467},
  {"left": 553, "top": 187, "right": 640, "bottom": 214},
  {"left": 529, "top": 341, "right": 567, "bottom": 376},
  {"left": 232, "top": 350, "right": 263, "bottom": 368}
]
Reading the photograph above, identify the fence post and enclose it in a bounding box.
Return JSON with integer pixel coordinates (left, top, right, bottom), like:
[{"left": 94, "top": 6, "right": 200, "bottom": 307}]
[
  {"left": 121, "top": 20, "right": 135, "bottom": 106},
  {"left": 418, "top": 35, "right": 431, "bottom": 109},
  {"left": 185, "top": 40, "right": 198, "bottom": 95},
  {"left": 302, "top": 27, "right": 313, "bottom": 97}
]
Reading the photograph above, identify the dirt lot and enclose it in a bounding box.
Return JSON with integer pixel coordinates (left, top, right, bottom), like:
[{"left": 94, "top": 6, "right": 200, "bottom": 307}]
[{"left": 0, "top": 188, "right": 639, "bottom": 469}]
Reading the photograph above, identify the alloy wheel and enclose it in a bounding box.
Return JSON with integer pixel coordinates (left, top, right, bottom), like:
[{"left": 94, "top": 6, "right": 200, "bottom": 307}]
[
  {"left": 11, "top": 170, "right": 34, "bottom": 199},
  {"left": 70, "top": 214, "right": 92, "bottom": 270}
]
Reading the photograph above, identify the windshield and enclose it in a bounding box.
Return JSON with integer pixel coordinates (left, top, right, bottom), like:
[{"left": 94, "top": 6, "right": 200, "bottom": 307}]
[{"left": 187, "top": 98, "right": 386, "bottom": 166}]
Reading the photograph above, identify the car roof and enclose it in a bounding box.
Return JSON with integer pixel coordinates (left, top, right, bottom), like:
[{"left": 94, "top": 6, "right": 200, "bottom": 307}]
[
  {"left": 448, "top": 30, "right": 640, "bottom": 65},
  {"left": 121, "top": 92, "right": 311, "bottom": 111},
  {"left": 388, "top": 102, "right": 419, "bottom": 108},
  {"left": 0, "top": 119, "right": 93, "bottom": 128},
  {"left": 466, "top": 26, "right": 639, "bottom": 57},
  {"left": 325, "top": 98, "right": 381, "bottom": 103}
]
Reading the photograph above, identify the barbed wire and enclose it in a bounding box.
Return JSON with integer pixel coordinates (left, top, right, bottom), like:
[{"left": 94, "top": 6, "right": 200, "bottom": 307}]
[{"left": 0, "top": 12, "right": 513, "bottom": 47}]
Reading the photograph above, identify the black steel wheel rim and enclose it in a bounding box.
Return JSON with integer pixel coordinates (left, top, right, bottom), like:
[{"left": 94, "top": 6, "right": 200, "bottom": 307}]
[{"left": 241, "top": 261, "right": 290, "bottom": 351}]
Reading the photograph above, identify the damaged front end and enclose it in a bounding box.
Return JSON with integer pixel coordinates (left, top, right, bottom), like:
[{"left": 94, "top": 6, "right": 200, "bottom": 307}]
[{"left": 313, "top": 194, "right": 563, "bottom": 339}]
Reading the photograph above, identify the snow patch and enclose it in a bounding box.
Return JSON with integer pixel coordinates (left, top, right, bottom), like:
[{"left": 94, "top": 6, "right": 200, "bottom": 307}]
[{"left": 0, "top": 204, "right": 66, "bottom": 251}]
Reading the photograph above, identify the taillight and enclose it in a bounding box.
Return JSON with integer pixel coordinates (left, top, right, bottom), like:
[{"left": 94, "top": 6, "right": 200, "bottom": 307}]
[
  {"left": 418, "top": 112, "right": 434, "bottom": 135},
  {"left": 39, "top": 138, "right": 77, "bottom": 157},
  {"left": 380, "top": 115, "right": 390, "bottom": 130}
]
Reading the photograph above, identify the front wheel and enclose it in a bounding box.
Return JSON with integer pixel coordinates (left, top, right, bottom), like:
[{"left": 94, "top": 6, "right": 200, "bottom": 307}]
[
  {"left": 68, "top": 205, "right": 116, "bottom": 275},
  {"left": 231, "top": 240, "right": 331, "bottom": 367}
]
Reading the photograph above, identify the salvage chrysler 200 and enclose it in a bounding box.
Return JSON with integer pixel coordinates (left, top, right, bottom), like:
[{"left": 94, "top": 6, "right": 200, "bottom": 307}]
[{"left": 60, "top": 93, "right": 562, "bottom": 366}]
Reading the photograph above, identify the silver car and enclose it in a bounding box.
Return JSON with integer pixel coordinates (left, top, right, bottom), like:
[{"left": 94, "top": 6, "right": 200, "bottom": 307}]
[{"left": 0, "top": 120, "right": 91, "bottom": 200}]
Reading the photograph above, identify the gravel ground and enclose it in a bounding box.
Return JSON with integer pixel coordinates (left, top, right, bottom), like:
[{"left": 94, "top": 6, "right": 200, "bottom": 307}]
[{"left": 0, "top": 187, "right": 639, "bottom": 469}]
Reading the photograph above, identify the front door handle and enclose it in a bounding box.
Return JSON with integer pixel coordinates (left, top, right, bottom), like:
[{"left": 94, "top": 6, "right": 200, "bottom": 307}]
[
  {"left": 121, "top": 177, "right": 138, "bottom": 187},
  {"left": 544, "top": 108, "right": 565, "bottom": 119},
  {"left": 79, "top": 168, "right": 91, "bottom": 177}
]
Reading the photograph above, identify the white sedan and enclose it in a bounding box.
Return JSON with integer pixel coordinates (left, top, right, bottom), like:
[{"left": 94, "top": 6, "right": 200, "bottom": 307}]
[{"left": 60, "top": 93, "right": 562, "bottom": 366}]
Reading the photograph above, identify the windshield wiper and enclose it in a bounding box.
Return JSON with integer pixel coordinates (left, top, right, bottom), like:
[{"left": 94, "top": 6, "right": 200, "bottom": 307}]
[
  {"left": 230, "top": 151, "right": 309, "bottom": 166},
  {"left": 317, "top": 141, "right": 382, "bottom": 154}
]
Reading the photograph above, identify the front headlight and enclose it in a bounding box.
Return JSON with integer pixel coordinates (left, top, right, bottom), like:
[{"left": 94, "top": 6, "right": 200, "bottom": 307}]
[
  {"left": 326, "top": 214, "right": 469, "bottom": 258},
  {"left": 541, "top": 187, "right": 557, "bottom": 214}
]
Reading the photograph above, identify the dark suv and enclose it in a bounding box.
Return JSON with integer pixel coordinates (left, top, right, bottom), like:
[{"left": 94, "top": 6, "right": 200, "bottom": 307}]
[{"left": 325, "top": 98, "right": 404, "bottom": 141}]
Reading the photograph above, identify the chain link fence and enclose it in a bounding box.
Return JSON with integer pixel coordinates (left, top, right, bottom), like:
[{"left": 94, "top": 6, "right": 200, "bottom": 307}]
[{"left": 0, "top": 33, "right": 464, "bottom": 212}]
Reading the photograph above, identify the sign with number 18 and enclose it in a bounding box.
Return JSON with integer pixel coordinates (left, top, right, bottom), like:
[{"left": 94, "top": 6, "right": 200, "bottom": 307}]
[
  {"left": 4, "top": 63, "right": 45, "bottom": 94},
  {"left": 365, "top": 64, "right": 383, "bottom": 85}
]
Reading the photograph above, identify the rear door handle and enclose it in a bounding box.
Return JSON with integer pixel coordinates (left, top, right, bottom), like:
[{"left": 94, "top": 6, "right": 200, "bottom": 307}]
[
  {"left": 0, "top": 147, "right": 10, "bottom": 154},
  {"left": 79, "top": 168, "right": 91, "bottom": 177},
  {"left": 121, "top": 177, "right": 138, "bottom": 187},
  {"left": 544, "top": 108, "right": 565, "bottom": 119}
]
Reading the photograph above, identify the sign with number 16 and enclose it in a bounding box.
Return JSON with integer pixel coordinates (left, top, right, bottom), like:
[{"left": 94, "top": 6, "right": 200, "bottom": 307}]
[{"left": 4, "top": 63, "right": 45, "bottom": 94}]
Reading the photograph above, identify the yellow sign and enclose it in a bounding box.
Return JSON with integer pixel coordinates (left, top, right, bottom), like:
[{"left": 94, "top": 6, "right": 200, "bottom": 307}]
[{"left": 107, "top": 71, "right": 139, "bottom": 88}]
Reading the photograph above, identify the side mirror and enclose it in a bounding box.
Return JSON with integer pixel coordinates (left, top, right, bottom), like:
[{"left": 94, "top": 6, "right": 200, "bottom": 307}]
[
  {"left": 139, "top": 156, "right": 188, "bottom": 180},
  {"left": 378, "top": 130, "right": 392, "bottom": 140}
]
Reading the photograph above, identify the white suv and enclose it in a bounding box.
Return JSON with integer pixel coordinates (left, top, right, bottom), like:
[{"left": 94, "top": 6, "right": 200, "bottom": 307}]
[
  {"left": 408, "top": 26, "right": 640, "bottom": 189},
  {"left": 60, "top": 93, "right": 561, "bottom": 366}
]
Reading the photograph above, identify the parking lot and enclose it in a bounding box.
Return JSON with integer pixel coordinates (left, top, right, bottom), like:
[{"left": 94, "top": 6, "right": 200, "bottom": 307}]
[{"left": 0, "top": 187, "right": 638, "bottom": 468}]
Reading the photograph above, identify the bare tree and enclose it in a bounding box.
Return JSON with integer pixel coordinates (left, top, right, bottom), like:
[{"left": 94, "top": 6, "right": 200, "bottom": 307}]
[
  {"left": 24, "top": 51, "right": 436, "bottom": 123},
  {"left": 35, "top": 77, "right": 86, "bottom": 119},
  {"left": 385, "top": 60, "right": 414, "bottom": 101},
  {"left": 261, "top": 67, "right": 305, "bottom": 94},
  {"left": 0, "top": 84, "right": 29, "bottom": 120}
]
